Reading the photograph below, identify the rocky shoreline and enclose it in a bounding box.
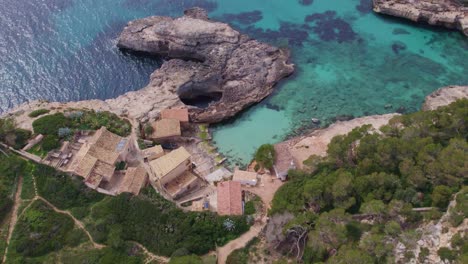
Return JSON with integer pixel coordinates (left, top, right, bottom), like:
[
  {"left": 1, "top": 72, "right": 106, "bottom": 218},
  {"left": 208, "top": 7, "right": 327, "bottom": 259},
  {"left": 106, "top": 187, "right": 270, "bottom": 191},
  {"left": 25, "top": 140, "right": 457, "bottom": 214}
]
[
  {"left": 373, "top": 0, "right": 468, "bottom": 36},
  {"left": 1, "top": 8, "right": 293, "bottom": 127},
  {"left": 280, "top": 85, "right": 468, "bottom": 168}
]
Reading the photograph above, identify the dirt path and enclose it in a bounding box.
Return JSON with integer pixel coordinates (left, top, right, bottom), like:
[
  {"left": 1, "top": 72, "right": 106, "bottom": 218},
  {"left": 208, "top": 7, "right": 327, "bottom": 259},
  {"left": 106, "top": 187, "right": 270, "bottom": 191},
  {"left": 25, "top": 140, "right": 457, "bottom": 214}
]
[
  {"left": 216, "top": 175, "right": 284, "bottom": 264},
  {"left": 131, "top": 241, "right": 170, "bottom": 264},
  {"left": 217, "top": 219, "right": 265, "bottom": 264},
  {"left": 37, "top": 197, "right": 105, "bottom": 249},
  {"left": 2, "top": 176, "right": 23, "bottom": 264}
]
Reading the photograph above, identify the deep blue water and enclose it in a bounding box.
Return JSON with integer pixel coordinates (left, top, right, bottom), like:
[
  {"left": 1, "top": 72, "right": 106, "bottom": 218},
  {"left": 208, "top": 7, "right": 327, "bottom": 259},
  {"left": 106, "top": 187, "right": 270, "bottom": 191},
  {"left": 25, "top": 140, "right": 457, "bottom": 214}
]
[{"left": 0, "top": 0, "right": 467, "bottom": 164}]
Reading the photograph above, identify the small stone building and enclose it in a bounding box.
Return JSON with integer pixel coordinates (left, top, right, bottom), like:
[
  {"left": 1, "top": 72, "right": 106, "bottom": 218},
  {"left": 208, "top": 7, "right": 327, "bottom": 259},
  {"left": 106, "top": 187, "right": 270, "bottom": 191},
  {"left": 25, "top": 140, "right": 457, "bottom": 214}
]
[
  {"left": 150, "top": 119, "right": 181, "bottom": 141},
  {"left": 142, "top": 145, "right": 164, "bottom": 161},
  {"left": 149, "top": 147, "right": 198, "bottom": 199},
  {"left": 217, "top": 181, "right": 243, "bottom": 216},
  {"left": 161, "top": 108, "right": 189, "bottom": 123}
]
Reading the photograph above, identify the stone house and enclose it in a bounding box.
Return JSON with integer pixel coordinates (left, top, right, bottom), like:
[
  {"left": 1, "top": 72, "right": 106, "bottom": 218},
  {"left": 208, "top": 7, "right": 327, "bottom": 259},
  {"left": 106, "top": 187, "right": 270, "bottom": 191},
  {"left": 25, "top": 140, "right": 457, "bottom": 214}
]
[{"left": 148, "top": 147, "right": 199, "bottom": 199}]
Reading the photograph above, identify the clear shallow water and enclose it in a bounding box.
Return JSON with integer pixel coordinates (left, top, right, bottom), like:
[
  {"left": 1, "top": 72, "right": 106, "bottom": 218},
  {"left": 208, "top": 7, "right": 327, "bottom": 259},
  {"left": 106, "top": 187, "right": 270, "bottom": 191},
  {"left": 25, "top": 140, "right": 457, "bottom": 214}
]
[{"left": 0, "top": 0, "right": 467, "bottom": 165}]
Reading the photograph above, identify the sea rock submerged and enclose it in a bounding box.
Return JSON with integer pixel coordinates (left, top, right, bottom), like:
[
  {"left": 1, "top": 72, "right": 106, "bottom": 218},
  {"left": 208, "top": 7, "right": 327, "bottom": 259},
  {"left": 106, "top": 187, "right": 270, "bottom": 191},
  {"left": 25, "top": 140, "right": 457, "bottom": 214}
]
[
  {"left": 117, "top": 7, "right": 294, "bottom": 123},
  {"left": 373, "top": 0, "right": 468, "bottom": 36}
]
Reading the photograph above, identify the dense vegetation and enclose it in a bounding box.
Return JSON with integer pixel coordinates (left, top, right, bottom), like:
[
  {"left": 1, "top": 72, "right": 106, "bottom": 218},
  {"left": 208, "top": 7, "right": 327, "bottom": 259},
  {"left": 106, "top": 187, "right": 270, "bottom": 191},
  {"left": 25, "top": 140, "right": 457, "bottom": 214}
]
[
  {"left": 0, "top": 155, "right": 27, "bottom": 223},
  {"left": 254, "top": 144, "right": 276, "bottom": 170},
  {"left": 8, "top": 200, "right": 86, "bottom": 260},
  {"left": 0, "top": 118, "right": 31, "bottom": 149},
  {"left": 28, "top": 109, "right": 50, "bottom": 118},
  {"left": 32, "top": 110, "right": 131, "bottom": 138},
  {"left": 270, "top": 100, "right": 467, "bottom": 263},
  {"left": 33, "top": 163, "right": 249, "bottom": 257}
]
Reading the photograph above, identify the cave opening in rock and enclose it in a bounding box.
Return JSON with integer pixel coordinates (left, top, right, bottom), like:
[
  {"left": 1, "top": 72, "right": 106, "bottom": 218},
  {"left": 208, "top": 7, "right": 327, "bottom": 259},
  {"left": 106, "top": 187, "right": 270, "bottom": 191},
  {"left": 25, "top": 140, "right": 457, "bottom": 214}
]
[
  {"left": 179, "top": 91, "right": 223, "bottom": 108},
  {"left": 178, "top": 80, "right": 223, "bottom": 108}
]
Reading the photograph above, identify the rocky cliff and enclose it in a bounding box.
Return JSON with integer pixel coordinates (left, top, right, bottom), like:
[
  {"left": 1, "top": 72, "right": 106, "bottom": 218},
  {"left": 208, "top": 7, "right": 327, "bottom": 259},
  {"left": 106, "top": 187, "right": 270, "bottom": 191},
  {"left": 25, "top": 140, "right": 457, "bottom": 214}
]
[
  {"left": 117, "top": 7, "right": 294, "bottom": 123},
  {"left": 373, "top": 0, "right": 468, "bottom": 36}
]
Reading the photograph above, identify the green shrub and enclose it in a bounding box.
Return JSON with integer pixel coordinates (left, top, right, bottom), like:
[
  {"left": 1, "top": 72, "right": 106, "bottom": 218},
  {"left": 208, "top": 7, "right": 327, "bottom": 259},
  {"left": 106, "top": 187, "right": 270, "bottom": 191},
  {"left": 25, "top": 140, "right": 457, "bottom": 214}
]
[
  {"left": 32, "top": 113, "right": 69, "bottom": 135},
  {"left": 28, "top": 109, "right": 50, "bottom": 118},
  {"left": 9, "top": 200, "right": 79, "bottom": 258},
  {"left": 254, "top": 144, "right": 276, "bottom": 169},
  {"left": 13, "top": 129, "right": 32, "bottom": 149},
  {"left": 41, "top": 135, "right": 60, "bottom": 151},
  {"left": 144, "top": 123, "right": 154, "bottom": 137},
  {"left": 244, "top": 200, "right": 256, "bottom": 215},
  {"left": 438, "top": 247, "right": 456, "bottom": 262},
  {"left": 169, "top": 255, "right": 203, "bottom": 264},
  {"left": 0, "top": 118, "right": 31, "bottom": 148}
]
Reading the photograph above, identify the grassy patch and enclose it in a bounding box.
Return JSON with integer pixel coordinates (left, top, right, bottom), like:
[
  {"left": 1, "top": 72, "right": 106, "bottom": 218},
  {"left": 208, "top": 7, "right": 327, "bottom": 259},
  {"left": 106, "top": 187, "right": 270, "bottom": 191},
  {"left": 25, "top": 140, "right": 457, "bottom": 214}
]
[
  {"left": 7, "top": 199, "right": 87, "bottom": 262},
  {"left": 27, "top": 143, "right": 49, "bottom": 158},
  {"left": 28, "top": 109, "right": 50, "bottom": 118},
  {"left": 20, "top": 162, "right": 35, "bottom": 200}
]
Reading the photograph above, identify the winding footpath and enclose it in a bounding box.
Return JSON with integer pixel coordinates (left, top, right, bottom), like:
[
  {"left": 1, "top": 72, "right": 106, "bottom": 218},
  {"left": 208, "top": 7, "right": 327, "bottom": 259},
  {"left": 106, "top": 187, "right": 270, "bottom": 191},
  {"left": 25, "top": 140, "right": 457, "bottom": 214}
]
[
  {"left": 2, "top": 177, "right": 23, "bottom": 264},
  {"left": 1, "top": 171, "right": 168, "bottom": 263}
]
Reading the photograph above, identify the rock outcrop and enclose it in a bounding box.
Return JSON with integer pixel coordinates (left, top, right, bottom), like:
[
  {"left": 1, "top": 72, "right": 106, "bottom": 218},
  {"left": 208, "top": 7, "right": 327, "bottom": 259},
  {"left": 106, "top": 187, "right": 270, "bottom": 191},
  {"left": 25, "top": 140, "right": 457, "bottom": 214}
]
[
  {"left": 422, "top": 85, "right": 468, "bottom": 110},
  {"left": 117, "top": 7, "right": 294, "bottom": 123},
  {"left": 373, "top": 0, "right": 468, "bottom": 36}
]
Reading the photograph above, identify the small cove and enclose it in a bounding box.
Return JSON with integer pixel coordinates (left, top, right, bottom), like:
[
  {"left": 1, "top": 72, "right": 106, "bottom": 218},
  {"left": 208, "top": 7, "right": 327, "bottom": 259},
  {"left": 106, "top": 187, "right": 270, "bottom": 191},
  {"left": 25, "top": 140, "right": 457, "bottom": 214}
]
[{"left": 0, "top": 0, "right": 467, "bottom": 165}]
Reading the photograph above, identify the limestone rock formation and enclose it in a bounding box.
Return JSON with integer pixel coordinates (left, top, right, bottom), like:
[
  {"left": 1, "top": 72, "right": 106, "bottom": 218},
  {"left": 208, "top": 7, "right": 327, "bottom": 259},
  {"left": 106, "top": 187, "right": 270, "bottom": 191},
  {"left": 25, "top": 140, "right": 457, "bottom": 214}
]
[
  {"left": 117, "top": 7, "right": 294, "bottom": 123},
  {"left": 422, "top": 85, "right": 468, "bottom": 110},
  {"left": 373, "top": 0, "right": 468, "bottom": 36}
]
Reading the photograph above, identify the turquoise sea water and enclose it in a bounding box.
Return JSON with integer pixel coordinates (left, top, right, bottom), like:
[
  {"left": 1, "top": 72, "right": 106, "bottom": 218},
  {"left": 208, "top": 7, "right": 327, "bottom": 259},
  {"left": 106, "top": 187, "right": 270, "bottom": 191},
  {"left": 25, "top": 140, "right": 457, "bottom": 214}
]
[{"left": 0, "top": 0, "right": 467, "bottom": 165}]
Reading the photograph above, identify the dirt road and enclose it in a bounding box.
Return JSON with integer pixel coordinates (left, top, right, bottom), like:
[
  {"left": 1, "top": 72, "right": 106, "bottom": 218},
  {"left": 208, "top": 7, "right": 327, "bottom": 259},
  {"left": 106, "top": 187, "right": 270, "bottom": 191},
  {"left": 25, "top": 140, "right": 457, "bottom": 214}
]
[{"left": 2, "top": 176, "right": 23, "bottom": 264}]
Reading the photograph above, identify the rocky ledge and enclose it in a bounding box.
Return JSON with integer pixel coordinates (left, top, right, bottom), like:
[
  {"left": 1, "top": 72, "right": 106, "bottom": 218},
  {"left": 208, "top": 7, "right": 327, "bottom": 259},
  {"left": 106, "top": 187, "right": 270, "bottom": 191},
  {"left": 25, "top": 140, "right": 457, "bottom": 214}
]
[
  {"left": 422, "top": 85, "right": 468, "bottom": 110},
  {"left": 373, "top": 0, "right": 468, "bottom": 36},
  {"left": 117, "top": 7, "right": 294, "bottom": 123}
]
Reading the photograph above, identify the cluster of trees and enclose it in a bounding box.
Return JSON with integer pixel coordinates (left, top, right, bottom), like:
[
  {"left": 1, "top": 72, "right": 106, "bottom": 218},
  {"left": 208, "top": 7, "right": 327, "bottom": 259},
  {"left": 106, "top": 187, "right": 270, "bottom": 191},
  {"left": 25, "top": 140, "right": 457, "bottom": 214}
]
[
  {"left": 86, "top": 189, "right": 249, "bottom": 256},
  {"left": 32, "top": 162, "right": 249, "bottom": 258},
  {"left": 270, "top": 99, "right": 467, "bottom": 263},
  {"left": 0, "top": 118, "right": 31, "bottom": 149},
  {"left": 254, "top": 144, "right": 276, "bottom": 170}
]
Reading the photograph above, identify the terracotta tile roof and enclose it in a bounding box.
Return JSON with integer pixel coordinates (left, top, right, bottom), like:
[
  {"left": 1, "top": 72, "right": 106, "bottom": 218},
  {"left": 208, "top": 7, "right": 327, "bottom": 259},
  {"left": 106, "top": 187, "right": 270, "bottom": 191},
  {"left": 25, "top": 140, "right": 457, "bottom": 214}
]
[
  {"left": 85, "top": 172, "right": 104, "bottom": 189},
  {"left": 233, "top": 170, "right": 258, "bottom": 182},
  {"left": 92, "top": 161, "right": 116, "bottom": 182},
  {"left": 217, "top": 181, "right": 242, "bottom": 216},
  {"left": 273, "top": 143, "right": 295, "bottom": 179},
  {"left": 75, "top": 154, "right": 97, "bottom": 178},
  {"left": 92, "top": 127, "right": 127, "bottom": 152},
  {"left": 161, "top": 108, "right": 189, "bottom": 122},
  {"left": 150, "top": 119, "right": 181, "bottom": 139},
  {"left": 119, "top": 166, "right": 148, "bottom": 195},
  {"left": 149, "top": 147, "right": 191, "bottom": 180},
  {"left": 87, "top": 145, "right": 119, "bottom": 165},
  {"left": 164, "top": 171, "right": 198, "bottom": 197}
]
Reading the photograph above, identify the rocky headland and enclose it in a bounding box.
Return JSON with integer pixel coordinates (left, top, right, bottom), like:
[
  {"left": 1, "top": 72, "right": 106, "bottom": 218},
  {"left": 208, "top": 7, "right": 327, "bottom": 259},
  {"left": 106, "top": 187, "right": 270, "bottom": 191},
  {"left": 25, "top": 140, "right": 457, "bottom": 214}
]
[
  {"left": 373, "top": 0, "right": 468, "bottom": 36},
  {"left": 2, "top": 7, "right": 293, "bottom": 126},
  {"left": 117, "top": 7, "right": 294, "bottom": 123}
]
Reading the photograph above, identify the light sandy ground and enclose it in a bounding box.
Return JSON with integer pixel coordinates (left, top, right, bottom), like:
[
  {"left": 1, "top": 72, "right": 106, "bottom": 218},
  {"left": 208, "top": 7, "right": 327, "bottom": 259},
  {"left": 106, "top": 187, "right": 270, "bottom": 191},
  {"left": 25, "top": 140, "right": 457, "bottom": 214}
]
[
  {"left": 2, "top": 177, "right": 22, "bottom": 264},
  {"left": 289, "top": 114, "right": 398, "bottom": 168}
]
